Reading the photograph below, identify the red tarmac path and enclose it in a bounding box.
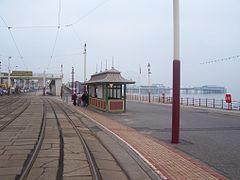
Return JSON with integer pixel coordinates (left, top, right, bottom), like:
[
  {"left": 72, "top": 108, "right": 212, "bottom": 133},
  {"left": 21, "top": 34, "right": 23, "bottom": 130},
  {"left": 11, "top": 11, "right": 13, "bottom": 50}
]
[{"left": 75, "top": 106, "right": 227, "bottom": 180}]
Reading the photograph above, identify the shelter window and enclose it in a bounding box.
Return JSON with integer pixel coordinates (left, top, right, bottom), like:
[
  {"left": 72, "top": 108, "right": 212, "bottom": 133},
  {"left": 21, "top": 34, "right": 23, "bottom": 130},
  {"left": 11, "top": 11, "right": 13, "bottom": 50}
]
[
  {"left": 108, "top": 84, "right": 122, "bottom": 99},
  {"left": 96, "top": 85, "right": 103, "bottom": 99}
]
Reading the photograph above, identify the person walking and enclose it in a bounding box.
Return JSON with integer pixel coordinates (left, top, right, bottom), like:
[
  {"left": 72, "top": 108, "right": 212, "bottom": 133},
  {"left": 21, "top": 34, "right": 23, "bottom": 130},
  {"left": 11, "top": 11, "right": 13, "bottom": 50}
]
[{"left": 73, "top": 92, "right": 77, "bottom": 106}]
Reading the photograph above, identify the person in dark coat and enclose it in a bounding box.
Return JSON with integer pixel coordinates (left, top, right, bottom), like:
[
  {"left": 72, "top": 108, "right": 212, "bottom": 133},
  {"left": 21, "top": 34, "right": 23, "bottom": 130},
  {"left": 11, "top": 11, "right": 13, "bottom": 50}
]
[
  {"left": 73, "top": 92, "right": 77, "bottom": 106},
  {"left": 81, "top": 93, "right": 86, "bottom": 107}
]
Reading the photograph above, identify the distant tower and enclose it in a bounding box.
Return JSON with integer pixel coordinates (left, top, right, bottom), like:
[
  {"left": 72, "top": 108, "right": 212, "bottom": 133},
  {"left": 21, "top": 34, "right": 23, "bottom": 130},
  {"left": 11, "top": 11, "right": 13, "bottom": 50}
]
[{"left": 84, "top": 43, "right": 87, "bottom": 82}]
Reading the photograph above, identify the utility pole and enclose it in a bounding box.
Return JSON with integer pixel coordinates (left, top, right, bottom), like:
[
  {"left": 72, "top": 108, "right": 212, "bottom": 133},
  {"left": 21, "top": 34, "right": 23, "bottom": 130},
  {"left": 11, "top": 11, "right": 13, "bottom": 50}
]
[
  {"left": 72, "top": 66, "right": 74, "bottom": 96},
  {"left": 147, "top": 63, "right": 151, "bottom": 103},
  {"left": 172, "top": 0, "right": 181, "bottom": 144},
  {"left": 84, "top": 43, "right": 87, "bottom": 82},
  {"left": 43, "top": 70, "right": 46, "bottom": 96},
  {"left": 0, "top": 61, "right": 2, "bottom": 84},
  {"left": 7, "top": 56, "right": 11, "bottom": 96},
  {"left": 60, "top": 64, "right": 63, "bottom": 98}
]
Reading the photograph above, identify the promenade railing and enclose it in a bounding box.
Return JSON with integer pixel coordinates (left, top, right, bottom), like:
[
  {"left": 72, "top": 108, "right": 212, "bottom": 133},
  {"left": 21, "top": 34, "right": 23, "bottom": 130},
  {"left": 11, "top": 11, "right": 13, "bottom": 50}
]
[{"left": 126, "top": 94, "right": 240, "bottom": 111}]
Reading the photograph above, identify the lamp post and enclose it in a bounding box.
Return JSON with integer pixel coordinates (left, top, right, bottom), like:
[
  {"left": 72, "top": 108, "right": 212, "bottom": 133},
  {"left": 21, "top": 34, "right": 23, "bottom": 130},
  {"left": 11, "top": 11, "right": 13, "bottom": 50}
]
[
  {"left": 7, "top": 56, "right": 11, "bottom": 96},
  {"left": 172, "top": 0, "right": 181, "bottom": 144},
  {"left": 147, "top": 63, "right": 151, "bottom": 103}
]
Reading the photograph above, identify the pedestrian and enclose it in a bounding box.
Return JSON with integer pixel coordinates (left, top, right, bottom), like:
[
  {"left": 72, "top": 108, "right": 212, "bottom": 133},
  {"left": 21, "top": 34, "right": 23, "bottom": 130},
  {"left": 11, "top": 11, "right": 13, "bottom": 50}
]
[
  {"left": 81, "top": 93, "right": 86, "bottom": 107},
  {"left": 73, "top": 92, "right": 77, "bottom": 106},
  {"left": 85, "top": 92, "right": 89, "bottom": 107}
]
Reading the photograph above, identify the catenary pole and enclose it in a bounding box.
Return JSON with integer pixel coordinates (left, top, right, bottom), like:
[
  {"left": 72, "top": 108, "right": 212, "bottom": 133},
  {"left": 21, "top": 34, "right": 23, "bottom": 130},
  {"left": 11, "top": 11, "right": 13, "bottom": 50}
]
[
  {"left": 7, "top": 56, "right": 11, "bottom": 96},
  {"left": 172, "top": 0, "right": 181, "bottom": 144}
]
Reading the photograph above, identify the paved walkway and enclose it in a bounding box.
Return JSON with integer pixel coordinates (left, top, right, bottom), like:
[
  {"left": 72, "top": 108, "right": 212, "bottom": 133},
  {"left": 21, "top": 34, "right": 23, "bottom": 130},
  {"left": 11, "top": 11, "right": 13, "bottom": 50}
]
[{"left": 74, "top": 106, "right": 227, "bottom": 180}]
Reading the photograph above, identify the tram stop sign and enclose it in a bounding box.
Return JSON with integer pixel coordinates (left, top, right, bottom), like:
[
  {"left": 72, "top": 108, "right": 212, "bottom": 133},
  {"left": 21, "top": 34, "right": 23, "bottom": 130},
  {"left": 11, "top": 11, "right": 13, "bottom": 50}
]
[{"left": 225, "top": 93, "right": 232, "bottom": 103}]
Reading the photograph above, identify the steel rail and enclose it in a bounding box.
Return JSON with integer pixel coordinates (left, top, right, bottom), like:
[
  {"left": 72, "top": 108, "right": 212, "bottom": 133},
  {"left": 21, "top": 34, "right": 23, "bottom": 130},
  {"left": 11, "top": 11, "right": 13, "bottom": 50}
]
[
  {"left": 0, "top": 96, "right": 22, "bottom": 111},
  {"left": 47, "top": 99, "right": 64, "bottom": 180},
  {"left": 52, "top": 99, "right": 102, "bottom": 180},
  {"left": 0, "top": 99, "right": 31, "bottom": 132},
  {"left": 18, "top": 103, "right": 47, "bottom": 180}
]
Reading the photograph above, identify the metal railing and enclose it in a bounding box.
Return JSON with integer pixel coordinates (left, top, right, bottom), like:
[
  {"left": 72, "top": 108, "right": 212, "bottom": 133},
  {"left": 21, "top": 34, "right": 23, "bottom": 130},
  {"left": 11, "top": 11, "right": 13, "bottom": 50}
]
[{"left": 126, "top": 94, "right": 240, "bottom": 111}]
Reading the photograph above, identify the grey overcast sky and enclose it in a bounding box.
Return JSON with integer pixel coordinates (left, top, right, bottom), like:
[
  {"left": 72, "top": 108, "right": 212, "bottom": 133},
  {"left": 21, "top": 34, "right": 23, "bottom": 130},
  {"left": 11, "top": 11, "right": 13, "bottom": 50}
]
[{"left": 0, "top": 0, "right": 240, "bottom": 99}]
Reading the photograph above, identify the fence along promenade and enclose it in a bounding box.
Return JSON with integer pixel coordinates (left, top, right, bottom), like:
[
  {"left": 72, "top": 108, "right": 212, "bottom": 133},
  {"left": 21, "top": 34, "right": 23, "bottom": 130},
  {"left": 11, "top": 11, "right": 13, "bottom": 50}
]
[{"left": 127, "top": 94, "right": 240, "bottom": 111}]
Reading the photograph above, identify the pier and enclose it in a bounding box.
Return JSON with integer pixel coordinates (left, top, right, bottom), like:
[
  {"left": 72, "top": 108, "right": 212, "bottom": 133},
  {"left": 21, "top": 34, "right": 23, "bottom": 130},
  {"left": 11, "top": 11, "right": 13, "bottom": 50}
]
[{"left": 127, "top": 85, "right": 227, "bottom": 95}]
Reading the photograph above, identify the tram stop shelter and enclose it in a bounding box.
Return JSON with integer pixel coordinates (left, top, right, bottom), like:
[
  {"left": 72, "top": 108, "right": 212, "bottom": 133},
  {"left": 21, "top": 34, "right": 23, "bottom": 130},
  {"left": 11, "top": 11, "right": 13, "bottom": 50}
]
[{"left": 84, "top": 68, "right": 135, "bottom": 112}]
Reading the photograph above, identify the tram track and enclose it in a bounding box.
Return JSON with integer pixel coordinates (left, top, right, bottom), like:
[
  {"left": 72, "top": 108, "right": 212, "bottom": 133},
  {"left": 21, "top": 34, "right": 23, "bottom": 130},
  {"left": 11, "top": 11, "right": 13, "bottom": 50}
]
[
  {"left": 0, "top": 96, "right": 129, "bottom": 179},
  {"left": 17, "top": 103, "right": 47, "bottom": 180},
  {"left": 14, "top": 97, "right": 96, "bottom": 180},
  {"left": 46, "top": 99, "right": 64, "bottom": 180},
  {"left": 0, "top": 96, "right": 22, "bottom": 112},
  {"left": 51, "top": 99, "right": 102, "bottom": 180},
  {"left": 0, "top": 98, "right": 31, "bottom": 132}
]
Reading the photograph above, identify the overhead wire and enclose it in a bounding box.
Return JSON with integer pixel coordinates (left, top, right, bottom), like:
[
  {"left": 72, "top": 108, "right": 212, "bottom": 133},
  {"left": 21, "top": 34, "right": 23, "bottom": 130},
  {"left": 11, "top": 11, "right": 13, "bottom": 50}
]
[
  {"left": 46, "top": 0, "right": 61, "bottom": 70},
  {"left": 0, "top": 0, "right": 111, "bottom": 30},
  {"left": 66, "top": 0, "right": 111, "bottom": 27},
  {"left": 7, "top": 25, "right": 58, "bottom": 29},
  {"left": 0, "top": 16, "right": 27, "bottom": 69},
  {"left": 71, "top": 25, "right": 84, "bottom": 45},
  {"left": 1, "top": 0, "right": 112, "bottom": 72}
]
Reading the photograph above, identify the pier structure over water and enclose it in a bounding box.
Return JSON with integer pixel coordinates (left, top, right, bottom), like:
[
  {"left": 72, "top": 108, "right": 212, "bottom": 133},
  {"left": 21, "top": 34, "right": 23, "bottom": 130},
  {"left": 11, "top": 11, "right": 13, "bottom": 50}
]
[{"left": 127, "top": 84, "right": 227, "bottom": 95}]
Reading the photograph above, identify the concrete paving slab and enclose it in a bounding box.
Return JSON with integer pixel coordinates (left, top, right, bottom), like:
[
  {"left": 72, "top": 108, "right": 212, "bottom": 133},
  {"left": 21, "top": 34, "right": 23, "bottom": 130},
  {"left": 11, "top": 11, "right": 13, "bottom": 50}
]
[
  {"left": 0, "top": 141, "right": 13, "bottom": 146},
  {"left": 10, "top": 154, "right": 28, "bottom": 160},
  {"left": 100, "top": 169, "right": 128, "bottom": 180},
  {"left": 0, "top": 167, "right": 22, "bottom": 175},
  {"left": 38, "top": 149, "right": 59, "bottom": 157},
  {"left": 95, "top": 159, "right": 122, "bottom": 171},
  {"left": 0, "top": 150, "right": 4, "bottom": 155},
  {"left": 4, "top": 149, "right": 30, "bottom": 155},
  {"left": 33, "top": 158, "right": 58, "bottom": 168},
  {"left": 64, "top": 164, "right": 91, "bottom": 177},
  {"left": 40, "top": 143, "right": 53, "bottom": 150},
  {"left": 0, "top": 175, "right": 16, "bottom": 180},
  {"left": 0, "top": 159, "right": 24, "bottom": 167},
  {"left": 26, "top": 167, "right": 44, "bottom": 180},
  {"left": 64, "top": 153, "right": 87, "bottom": 161},
  {"left": 27, "top": 167, "right": 58, "bottom": 180},
  {"left": 0, "top": 155, "right": 10, "bottom": 160},
  {"left": 92, "top": 151, "right": 114, "bottom": 161},
  {"left": 63, "top": 176, "right": 92, "bottom": 180},
  {"left": 4, "top": 145, "right": 34, "bottom": 150}
]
